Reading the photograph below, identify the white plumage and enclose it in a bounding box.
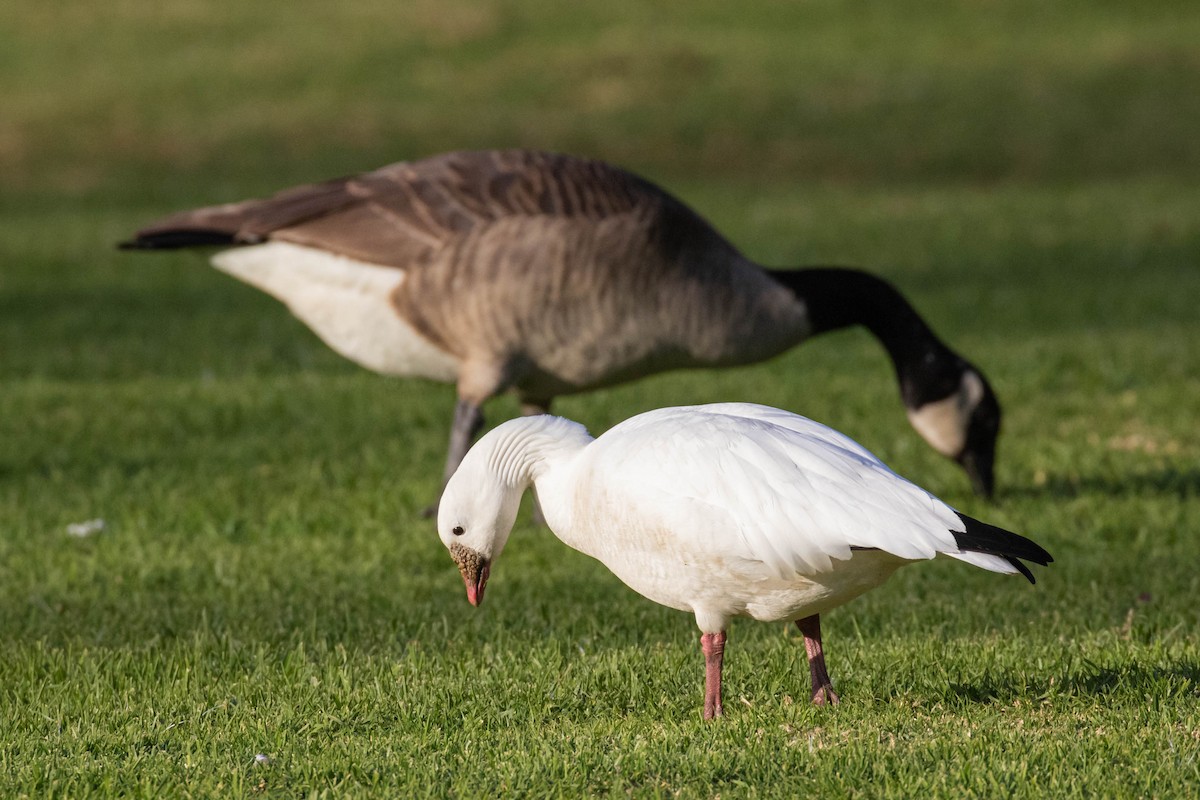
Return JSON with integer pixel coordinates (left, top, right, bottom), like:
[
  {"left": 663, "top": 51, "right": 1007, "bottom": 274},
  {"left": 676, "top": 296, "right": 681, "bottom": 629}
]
[
  {"left": 437, "top": 403, "right": 1051, "bottom": 719},
  {"left": 213, "top": 241, "right": 459, "bottom": 381}
]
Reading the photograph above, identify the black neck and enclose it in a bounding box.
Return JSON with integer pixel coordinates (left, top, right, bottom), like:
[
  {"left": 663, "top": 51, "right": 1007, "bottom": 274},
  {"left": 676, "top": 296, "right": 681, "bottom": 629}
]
[{"left": 771, "top": 267, "right": 967, "bottom": 408}]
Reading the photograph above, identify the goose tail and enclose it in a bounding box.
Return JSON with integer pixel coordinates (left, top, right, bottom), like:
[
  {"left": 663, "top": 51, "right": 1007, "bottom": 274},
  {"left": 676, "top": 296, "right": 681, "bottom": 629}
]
[
  {"left": 947, "top": 512, "right": 1053, "bottom": 584},
  {"left": 118, "top": 228, "right": 242, "bottom": 250},
  {"left": 118, "top": 175, "right": 356, "bottom": 251}
]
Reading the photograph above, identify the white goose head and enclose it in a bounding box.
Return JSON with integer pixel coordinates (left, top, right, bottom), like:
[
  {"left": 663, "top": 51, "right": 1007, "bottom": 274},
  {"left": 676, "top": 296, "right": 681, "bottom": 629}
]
[
  {"left": 437, "top": 414, "right": 592, "bottom": 605},
  {"left": 436, "top": 442, "right": 521, "bottom": 607}
]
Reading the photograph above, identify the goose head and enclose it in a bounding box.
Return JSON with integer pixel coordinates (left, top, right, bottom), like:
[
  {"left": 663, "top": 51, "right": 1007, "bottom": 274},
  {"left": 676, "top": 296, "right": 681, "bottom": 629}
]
[
  {"left": 905, "top": 366, "right": 1001, "bottom": 498},
  {"left": 436, "top": 440, "right": 523, "bottom": 607}
]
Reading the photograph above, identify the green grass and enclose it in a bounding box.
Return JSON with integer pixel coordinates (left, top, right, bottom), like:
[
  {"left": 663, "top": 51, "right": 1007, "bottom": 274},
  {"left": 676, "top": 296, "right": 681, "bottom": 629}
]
[{"left": 2, "top": 1, "right": 1199, "bottom": 797}]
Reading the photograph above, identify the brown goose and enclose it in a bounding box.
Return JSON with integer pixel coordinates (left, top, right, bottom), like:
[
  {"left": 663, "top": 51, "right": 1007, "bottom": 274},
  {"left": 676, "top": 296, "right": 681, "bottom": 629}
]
[{"left": 121, "top": 149, "right": 1002, "bottom": 507}]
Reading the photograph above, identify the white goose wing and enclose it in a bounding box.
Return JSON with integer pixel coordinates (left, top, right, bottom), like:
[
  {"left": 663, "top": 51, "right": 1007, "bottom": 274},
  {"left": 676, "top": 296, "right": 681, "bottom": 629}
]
[{"left": 593, "top": 404, "right": 968, "bottom": 578}]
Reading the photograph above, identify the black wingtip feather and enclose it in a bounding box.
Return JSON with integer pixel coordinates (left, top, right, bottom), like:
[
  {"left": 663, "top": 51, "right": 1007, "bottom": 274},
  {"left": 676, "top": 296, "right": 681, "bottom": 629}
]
[
  {"left": 1005, "top": 556, "right": 1036, "bottom": 584},
  {"left": 117, "top": 230, "right": 242, "bottom": 251},
  {"left": 952, "top": 512, "right": 1052, "bottom": 585}
]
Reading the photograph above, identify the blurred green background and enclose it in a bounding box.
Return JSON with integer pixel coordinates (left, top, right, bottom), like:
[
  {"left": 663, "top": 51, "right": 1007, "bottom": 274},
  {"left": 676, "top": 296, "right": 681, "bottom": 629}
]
[
  {"left": 7, "top": 0, "right": 1200, "bottom": 195},
  {"left": 2, "top": 1, "right": 1198, "bottom": 797}
]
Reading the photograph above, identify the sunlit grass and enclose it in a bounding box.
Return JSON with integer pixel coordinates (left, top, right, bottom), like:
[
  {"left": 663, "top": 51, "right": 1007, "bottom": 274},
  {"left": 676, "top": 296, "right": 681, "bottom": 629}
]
[{"left": 2, "top": 0, "right": 1198, "bottom": 796}]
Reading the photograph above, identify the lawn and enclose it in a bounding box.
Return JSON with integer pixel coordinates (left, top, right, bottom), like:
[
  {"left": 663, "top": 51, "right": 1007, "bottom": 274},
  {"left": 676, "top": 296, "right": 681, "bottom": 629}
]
[{"left": 2, "top": 1, "right": 1198, "bottom": 797}]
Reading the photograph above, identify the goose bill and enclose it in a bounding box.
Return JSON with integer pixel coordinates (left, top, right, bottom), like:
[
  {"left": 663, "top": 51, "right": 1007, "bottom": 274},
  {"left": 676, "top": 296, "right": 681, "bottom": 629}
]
[
  {"left": 449, "top": 542, "right": 491, "bottom": 607},
  {"left": 958, "top": 440, "right": 996, "bottom": 499},
  {"left": 464, "top": 559, "right": 490, "bottom": 607}
]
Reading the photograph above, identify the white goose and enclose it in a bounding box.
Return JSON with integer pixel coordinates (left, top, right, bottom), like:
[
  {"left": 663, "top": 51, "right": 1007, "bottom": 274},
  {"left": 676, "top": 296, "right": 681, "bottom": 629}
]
[{"left": 437, "top": 403, "right": 1051, "bottom": 719}]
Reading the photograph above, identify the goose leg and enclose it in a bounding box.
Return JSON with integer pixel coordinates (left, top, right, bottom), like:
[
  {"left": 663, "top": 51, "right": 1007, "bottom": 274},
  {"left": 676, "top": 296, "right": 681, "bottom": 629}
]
[
  {"left": 521, "top": 399, "right": 553, "bottom": 527},
  {"left": 519, "top": 399, "right": 551, "bottom": 417},
  {"left": 701, "top": 631, "right": 727, "bottom": 719},
  {"left": 422, "top": 399, "right": 484, "bottom": 518},
  {"left": 796, "top": 614, "right": 839, "bottom": 706}
]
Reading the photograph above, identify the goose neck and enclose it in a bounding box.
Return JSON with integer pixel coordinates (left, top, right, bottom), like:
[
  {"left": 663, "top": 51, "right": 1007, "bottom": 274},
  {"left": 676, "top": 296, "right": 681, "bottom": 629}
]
[
  {"left": 770, "top": 267, "right": 961, "bottom": 406},
  {"left": 486, "top": 415, "right": 592, "bottom": 493}
]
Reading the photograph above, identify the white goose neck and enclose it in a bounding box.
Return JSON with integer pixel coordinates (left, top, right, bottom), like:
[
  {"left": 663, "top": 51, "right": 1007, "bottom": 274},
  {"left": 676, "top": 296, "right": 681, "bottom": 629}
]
[{"left": 485, "top": 415, "right": 593, "bottom": 492}]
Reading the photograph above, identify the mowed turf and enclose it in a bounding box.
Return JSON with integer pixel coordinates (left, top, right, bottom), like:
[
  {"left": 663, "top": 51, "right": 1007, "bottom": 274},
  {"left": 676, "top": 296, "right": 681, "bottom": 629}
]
[{"left": 2, "top": 1, "right": 1198, "bottom": 797}]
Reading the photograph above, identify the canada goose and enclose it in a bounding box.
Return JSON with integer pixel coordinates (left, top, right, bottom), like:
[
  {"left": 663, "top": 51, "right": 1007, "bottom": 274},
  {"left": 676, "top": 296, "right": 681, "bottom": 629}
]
[
  {"left": 437, "top": 403, "right": 1050, "bottom": 719},
  {"left": 121, "top": 149, "right": 1003, "bottom": 507}
]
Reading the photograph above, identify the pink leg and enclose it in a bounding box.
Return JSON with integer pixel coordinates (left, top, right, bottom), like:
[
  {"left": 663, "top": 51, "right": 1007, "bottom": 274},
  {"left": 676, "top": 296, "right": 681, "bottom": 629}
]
[
  {"left": 701, "top": 631, "right": 727, "bottom": 720},
  {"left": 796, "top": 614, "right": 839, "bottom": 706}
]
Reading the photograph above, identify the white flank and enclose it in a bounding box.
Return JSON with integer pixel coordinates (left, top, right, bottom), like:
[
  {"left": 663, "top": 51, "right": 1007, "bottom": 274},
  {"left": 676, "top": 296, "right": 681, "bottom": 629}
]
[{"left": 213, "top": 242, "right": 459, "bottom": 381}]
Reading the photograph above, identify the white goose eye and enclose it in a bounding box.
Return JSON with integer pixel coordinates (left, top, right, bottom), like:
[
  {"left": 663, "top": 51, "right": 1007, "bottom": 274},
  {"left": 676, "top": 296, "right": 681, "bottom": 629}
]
[{"left": 452, "top": 525, "right": 465, "bottom": 536}]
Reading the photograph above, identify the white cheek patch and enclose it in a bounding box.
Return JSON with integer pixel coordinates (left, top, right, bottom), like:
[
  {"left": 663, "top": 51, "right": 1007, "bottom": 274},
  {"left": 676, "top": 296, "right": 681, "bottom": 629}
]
[
  {"left": 213, "top": 242, "right": 460, "bottom": 381},
  {"left": 906, "top": 371, "right": 984, "bottom": 458}
]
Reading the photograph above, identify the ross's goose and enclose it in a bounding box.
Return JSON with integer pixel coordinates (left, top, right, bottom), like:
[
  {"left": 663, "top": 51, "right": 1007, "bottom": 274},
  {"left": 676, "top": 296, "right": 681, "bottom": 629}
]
[{"left": 437, "top": 403, "right": 1051, "bottom": 719}]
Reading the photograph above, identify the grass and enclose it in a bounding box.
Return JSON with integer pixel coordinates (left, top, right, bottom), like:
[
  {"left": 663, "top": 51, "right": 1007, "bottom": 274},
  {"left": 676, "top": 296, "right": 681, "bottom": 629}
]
[{"left": 2, "top": 0, "right": 1199, "bottom": 796}]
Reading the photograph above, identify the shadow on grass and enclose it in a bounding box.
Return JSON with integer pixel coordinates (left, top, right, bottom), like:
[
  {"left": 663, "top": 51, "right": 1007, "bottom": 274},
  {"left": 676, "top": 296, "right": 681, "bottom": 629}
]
[
  {"left": 1006, "top": 467, "right": 1200, "bottom": 501},
  {"left": 948, "top": 659, "right": 1200, "bottom": 705}
]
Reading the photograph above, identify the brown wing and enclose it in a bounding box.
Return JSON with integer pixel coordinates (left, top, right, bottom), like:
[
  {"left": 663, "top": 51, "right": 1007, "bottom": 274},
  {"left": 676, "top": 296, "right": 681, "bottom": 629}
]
[{"left": 120, "top": 150, "right": 668, "bottom": 270}]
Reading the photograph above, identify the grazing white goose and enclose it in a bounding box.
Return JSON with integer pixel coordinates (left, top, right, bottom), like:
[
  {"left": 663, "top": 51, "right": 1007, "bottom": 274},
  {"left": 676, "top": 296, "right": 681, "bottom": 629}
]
[
  {"left": 437, "top": 403, "right": 1051, "bottom": 719},
  {"left": 121, "top": 149, "right": 1003, "bottom": 509}
]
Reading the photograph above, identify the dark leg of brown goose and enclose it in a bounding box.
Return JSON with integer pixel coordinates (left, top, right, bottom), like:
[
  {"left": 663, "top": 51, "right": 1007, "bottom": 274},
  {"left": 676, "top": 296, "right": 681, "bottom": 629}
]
[
  {"left": 520, "top": 399, "right": 553, "bottom": 526},
  {"left": 796, "top": 614, "right": 839, "bottom": 706},
  {"left": 421, "top": 399, "right": 485, "bottom": 518}
]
